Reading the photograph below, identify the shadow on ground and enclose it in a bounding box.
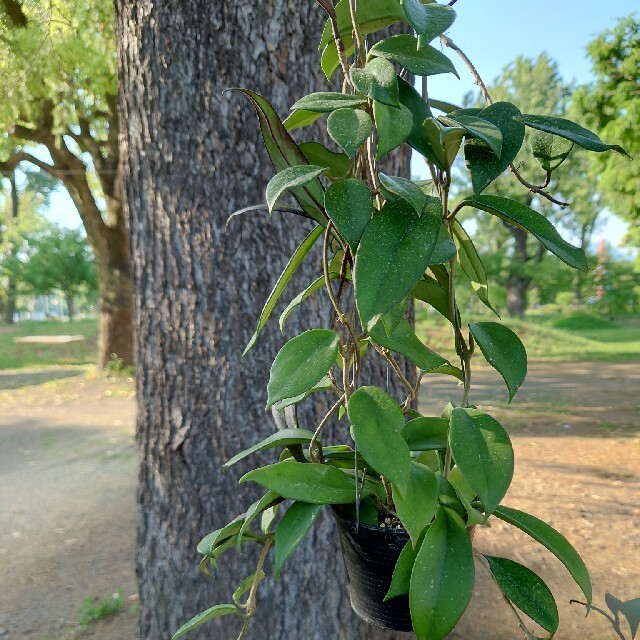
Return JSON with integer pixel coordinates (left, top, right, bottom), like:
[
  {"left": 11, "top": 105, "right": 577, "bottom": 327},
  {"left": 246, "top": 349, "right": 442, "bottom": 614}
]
[{"left": 0, "top": 368, "right": 84, "bottom": 390}]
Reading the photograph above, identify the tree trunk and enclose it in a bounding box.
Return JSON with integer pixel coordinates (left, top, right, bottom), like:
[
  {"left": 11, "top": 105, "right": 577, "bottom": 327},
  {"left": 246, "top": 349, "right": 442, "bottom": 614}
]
[
  {"left": 3, "top": 171, "right": 18, "bottom": 324},
  {"left": 116, "top": 2, "right": 413, "bottom": 640},
  {"left": 506, "top": 225, "right": 530, "bottom": 318},
  {"left": 65, "top": 292, "right": 75, "bottom": 321}
]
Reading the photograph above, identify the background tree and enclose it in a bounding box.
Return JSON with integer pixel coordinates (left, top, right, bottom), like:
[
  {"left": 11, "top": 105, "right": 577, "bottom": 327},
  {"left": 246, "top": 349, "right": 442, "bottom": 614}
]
[
  {"left": 0, "top": 0, "right": 131, "bottom": 364},
  {"left": 116, "top": 2, "right": 412, "bottom": 639}
]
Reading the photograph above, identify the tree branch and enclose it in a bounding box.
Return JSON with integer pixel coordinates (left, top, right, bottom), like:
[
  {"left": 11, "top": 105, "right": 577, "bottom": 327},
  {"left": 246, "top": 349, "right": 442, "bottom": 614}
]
[{"left": 0, "top": 151, "right": 62, "bottom": 179}]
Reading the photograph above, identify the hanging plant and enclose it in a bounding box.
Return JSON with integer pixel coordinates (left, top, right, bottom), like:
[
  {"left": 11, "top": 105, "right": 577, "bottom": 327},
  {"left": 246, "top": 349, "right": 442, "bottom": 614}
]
[{"left": 173, "top": 1, "right": 628, "bottom": 639}]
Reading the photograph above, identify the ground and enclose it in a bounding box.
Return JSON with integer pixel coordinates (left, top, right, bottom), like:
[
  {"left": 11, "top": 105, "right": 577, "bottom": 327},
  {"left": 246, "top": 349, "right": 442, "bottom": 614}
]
[{"left": 0, "top": 360, "right": 638, "bottom": 640}]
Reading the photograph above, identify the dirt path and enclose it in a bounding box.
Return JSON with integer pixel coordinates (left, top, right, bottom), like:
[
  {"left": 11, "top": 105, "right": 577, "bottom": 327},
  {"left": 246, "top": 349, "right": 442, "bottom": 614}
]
[{"left": 0, "top": 362, "right": 638, "bottom": 640}]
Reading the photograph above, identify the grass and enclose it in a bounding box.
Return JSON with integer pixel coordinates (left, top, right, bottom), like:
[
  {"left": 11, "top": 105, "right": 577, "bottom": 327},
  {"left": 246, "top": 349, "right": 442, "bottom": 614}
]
[
  {"left": 78, "top": 590, "right": 125, "bottom": 626},
  {"left": 416, "top": 308, "right": 640, "bottom": 363},
  {"left": 0, "top": 318, "right": 98, "bottom": 369}
]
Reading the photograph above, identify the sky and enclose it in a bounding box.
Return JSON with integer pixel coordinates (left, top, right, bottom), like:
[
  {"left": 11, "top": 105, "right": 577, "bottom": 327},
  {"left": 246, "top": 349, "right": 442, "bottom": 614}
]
[{"left": 44, "top": 1, "right": 637, "bottom": 250}]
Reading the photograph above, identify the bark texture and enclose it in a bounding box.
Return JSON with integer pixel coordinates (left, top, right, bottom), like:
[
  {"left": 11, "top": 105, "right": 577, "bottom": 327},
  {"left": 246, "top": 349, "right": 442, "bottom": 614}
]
[{"left": 116, "top": 2, "right": 414, "bottom": 640}]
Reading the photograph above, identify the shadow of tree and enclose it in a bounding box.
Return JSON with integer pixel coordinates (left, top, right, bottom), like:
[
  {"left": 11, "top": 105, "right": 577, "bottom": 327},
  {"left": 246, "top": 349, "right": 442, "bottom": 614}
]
[{"left": 0, "top": 369, "right": 84, "bottom": 390}]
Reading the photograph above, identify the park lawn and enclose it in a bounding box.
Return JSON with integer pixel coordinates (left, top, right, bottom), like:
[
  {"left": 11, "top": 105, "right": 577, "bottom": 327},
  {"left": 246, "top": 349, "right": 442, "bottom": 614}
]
[
  {"left": 416, "top": 307, "right": 640, "bottom": 363},
  {"left": 0, "top": 318, "right": 98, "bottom": 369}
]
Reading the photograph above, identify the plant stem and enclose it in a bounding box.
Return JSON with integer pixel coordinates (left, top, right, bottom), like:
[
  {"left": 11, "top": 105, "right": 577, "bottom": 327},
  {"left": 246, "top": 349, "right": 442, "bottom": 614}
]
[
  {"left": 370, "top": 341, "right": 415, "bottom": 400},
  {"left": 440, "top": 35, "right": 493, "bottom": 106},
  {"left": 316, "top": 0, "right": 353, "bottom": 85},
  {"left": 347, "top": 0, "right": 365, "bottom": 67},
  {"left": 309, "top": 394, "right": 346, "bottom": 463}
]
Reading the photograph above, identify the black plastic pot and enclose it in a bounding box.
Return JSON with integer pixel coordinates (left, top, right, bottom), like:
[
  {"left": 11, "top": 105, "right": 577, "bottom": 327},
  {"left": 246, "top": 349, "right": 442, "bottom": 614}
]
[{"left": 332, "top": 506, "right": 413, "bottom": 632}]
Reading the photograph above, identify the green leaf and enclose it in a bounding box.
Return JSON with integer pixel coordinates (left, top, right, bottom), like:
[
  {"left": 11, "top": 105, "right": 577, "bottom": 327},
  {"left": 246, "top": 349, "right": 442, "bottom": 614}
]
[
  {"left": 400, "top": 0, "right": 456, "bottom": 46},
  {"left": 274, "top": 501, "right": 323, "bottom": 578},
  {"left": 451, "top": 220, "right": 495, "bottom": 313},
  {"left": 327, "top": 108, "right": 373, "bottom": 158},
  {"left": 271, "top": 376, "right": 334, "bottom": 411},
  {"left": 605, "top": 593, "right": 640, "bottom": 640},
  {"left": 530, "top": 129, "right": 574, "bottom": 172},
  {"left": 291, "top": 92, "right": 368, "bottom": 112},
  {"left": 469, "top": 322, "right": 527, "bottom": 402},
  {"left": 320, "top": 35, "right": 355, "bottom": 82},
  {"left": 347, "top": 386, "right": 411, "bottom": 493},
  {"left": 423, "top": 118, "right": 465, "bottom": 169},
  {"left": 461, "top": 194, "right": 588, "bottom": 271},
  {"left": 448, "top": 468, "right": 488, "bottom": 527},
  {"left": 374, "top": 101, "right": 413, "bottom": 158},
  {"left": 325, "top": 179, "right": 373, "bottom": 251},
  {"left": 494, "top": 505, "right": 592, "bottom": 604},
  {"left": 299, "top": 142, "right": 351, "bottom": 180},
  {"left": 239, "top": 491, "right": 280, "bottom": 543},
  {"left": 385, "top": 535, "right": 421, "bottom": 601},
  {"left": 351, "top": 57, "right": 399, "bottom": 107},
  {"left": 283, "top": 109, "right": 322, "bottom": 132},
  {"left": 266, "top": 165, "right": 327, "bottom": 214},
  {"left": 410, "top": 277, "right": 451, "bottom": 322},
  {"left": 222, "top": 428, "right": 316, "bottom": 470},
  {"left": 369, "top": 318, "right": 457, "bottom": 377},
  {"left": 392, "top": 461, "right": 438, "bottom": 544},
  {"left": 450, "top": 408, "right": 514, "bottom": 515},
  {"left": 378, "top": 173, "right": 427, "bottom": 214},
  {"left": 233, "top": 570, "right": 266, "bottom": 605},
  {"left": 198, "top": 517, "right": 244, "bottom": 557},
  {"left": 443, "top": 114, "right": 503, "bottom": 158},
  {"left": 171, "top": 604, "right": 238, "bottom": 639},
  {"left": 370, "top": 35, "right": 458, "bottom": 78},
  {"left": 428, "top": 98, "right": 461, "bottom": 114},
  {"left": 401, "top": 416, "right": 448, "bottom": 451},
  {"left": 241, "top": 461, "right": 369, "bottom": 504},
  {"left": 523, "top": 114, "right": 630, "bottom": 157},
  {"left": 429, "top": 224, "right": 457, "bottom": 265},
  {"left": 486, "top": 556, "right": 559, "bottom": 634},
  {"left": 231, "top": 90, "right": 326, "bottom": 222},
  {"left": 267, "top": 329, "right": 340, "bottom": 408},
  {"left": 244, "top": 226, "right": 323, "bottom": 355},
  {"left": 355, "top": 198, "right": 441, "bottom": 330},
  {"left": 279, "top": 275, "right": 338, "bottom": 331},
  {"left": 410, "top": 507, "right": 474, "bottom": 640},
  {"left": 464, "top": 102, "right": 525, "bottom": 194}
]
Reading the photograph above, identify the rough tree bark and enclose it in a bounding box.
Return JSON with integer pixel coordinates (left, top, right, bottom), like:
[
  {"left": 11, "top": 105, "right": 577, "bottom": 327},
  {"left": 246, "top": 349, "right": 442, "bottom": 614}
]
[{"left": 116, "top": 2, "right": 414, "bottom": 639}]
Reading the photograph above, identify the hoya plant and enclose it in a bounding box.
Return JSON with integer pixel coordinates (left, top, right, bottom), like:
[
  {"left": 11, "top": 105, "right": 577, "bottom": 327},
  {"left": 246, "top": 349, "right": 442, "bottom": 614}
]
[{"left": 173, "top": 1, "right": 628, "bottom": 639}]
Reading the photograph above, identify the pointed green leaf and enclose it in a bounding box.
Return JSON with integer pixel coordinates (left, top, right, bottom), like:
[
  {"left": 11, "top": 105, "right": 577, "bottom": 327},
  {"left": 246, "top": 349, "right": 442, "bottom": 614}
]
[
  {"left": 401, "top": 416, "right": 448, "bottom": 451},
  {"left": 351, "top": 57, "right": 399, "bottom": 107},
  {"left": 423, "top": 117, "right": 465, "bottom": 169},
  {"left": 279, "top": 275, "right": 338, "bottom": 331},
  {"left": 266, "top": 165, "right": 327, "bottom": 213},
  {"left": 378, "top": 173, "right": 427, "bottom": 214},
  {"left": 494, "top": 505, "right": 592, "bottom": 604},
  {"left": 486, "top": 556, "right": 559, "bottom": 634},
  {"left": 233, "top": 570, "right": 266, "bottom": 605},
  {"left": 275, "top": 502, "right": 323, "bottom": 578},
  {"left": 450, "top": 408, "right": 514, "bottom": 515},
  {"left": 283, "top": 109, "right": 322, "bottom": 132},
  {"left": 244, "top": 226, "right": 323, "bottom": 355},
  {"left": 327, "top": 108, "right": 373, "bottom": 158},
  {"left": 385, "top": 535, "right": 422, "bottom": 601},
  {"left": 605, "top": 594, "right": 640, "bottom": 640},
  {"left": 400, "top": 0, "right": 456, "bottom": 46},
  {"left": 461, "top": 194, "right": 588, "bottom": 271},
  {"left": 355, "top": 198, "right": 441, "bottom": 330},
  {"left": 392, "top": 461, "right": 438, "bottom": 544},
  {"left": 197, "top": 515, "right": 246, "bottom": 556},
  {"left": 291, "top": 92, "right": 368, "bottom": 112},
  {"left": 429, "top": 98, "right": 461, "bottom": 114},
  {"left": 410, "top": 507, "right": 474, "bottom": 640},
  {"left": 443, "top": 114, "right": 503, "bottom": 158},
  {"left": 530, "top": 129, "right": 574, "bottom": 172},
  {"left": 370, "top": 35, "right": 458, "bottom": 78},
  {"left": 469, "top": 322, "right": 527, "bottom": 402},
  {"left": 348, "top": 386, "right": 411, "bottom": 493},
  {"left": 171, "top": 604, "right": 238, "bottom": 639},
  {"left": 300, "top": 142, "right": 351, "bottom": 180},
  {"left": 239, "top": 491, "right": 281, "bottom": 542},
  {"left": 429, "top": 224, "right": 457, "bottom": 265},
  {"left": 374, "top": 101, "right": 413, "bottom": 158},
  {"left": 410, "top": 277, "right": 451, "bottom": 322},
  {"left": 325, "top": 178, "right": 373, "bottom": 251},
  {"left": 267, "top": 330, "right": 340, "bottom": 408},
  {"left": 320, "top": 35, "right": 355, "bottom": 82},
  {"left": 241, "top": 461, "right": 369, "bottom": 504},
  {"left": 222, "top": 428, "right": 316, "bottom": 470},
  {"left": 464, "top": 102, "right": 525, "bottom": 194},
  {"left": 271, "top": 376, "right": 334, "bottom": 411},
  {"left": 523, "top": 114, "right": 629, "bottom": 157}
]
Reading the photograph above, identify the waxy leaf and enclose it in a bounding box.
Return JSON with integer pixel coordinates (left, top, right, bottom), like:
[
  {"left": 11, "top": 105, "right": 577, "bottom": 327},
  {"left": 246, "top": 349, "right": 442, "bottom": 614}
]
[
  {"left": 266, "top": 329, "right": 340, "bottom": 408},
  {"left": 222, "top": 428, "right": 316, "bottom": 470},
  {"left": 198, "top": 515, "right": 246, "bottom": 556},
  {"left": 325, "top": 179, "right": 373, "bottom": 251},
  {"left": 392, "top": 461, "right": 438, "bottom": 544},
  {"left": 351, "top": 58, "right": 399, "bottom": 107},
  {"left": 374, "top": 101, "right": 413, "bottom": 158},
  {"left": 429, "top": 98, "right": 461, "bottom": 114},
  {"left": 410, "top": 507, "right": 474, "bottom": 640},
  {"left": 524, "top": 114, "right": 630, "bottom": 156},
  {"left": 232, "top": 90, "right": 326, "bottom": 223},
  {"left": 266, "top": 165, "right": 327, "bottom": 213},
  {"left": 464, "top": 102, "right": 525, "bottom": 194},
  {"left": 370, "top": 35, "right": 458, "bottom": 78},
  {"left": 462, "top": 194, "right": 588, "bottom": 271},
  {"left": 443, "top": 113, "right": 503, "bottom": 158},
  {"left": 283, "top": 109, "right": 322, "bottom": 132},
  {"left": 241, "top": 461, "right": 369, "bottom": 504},
  {"left": 411, "top": 277, "right": 451, "bottom": 322},
  {"left": 171, "top": 604, "right": 238, "bottom": 639},
  {"left": 378, "top": 173, "right": 427, "bottom": 214},
  {"left": 469, "top": 322, "right": 527, "bottom": 402},
  {"left": 486, "top": 556, "right": 559, "bottom": 634},
  {"left": 423, "top": 118, "right": 465, "bottom": 169},
  {"left": 605, "top": 593, "right": 640, "bottom": 640},
  {"left": 271, "top": 376, "right": 333, "bottom": 412},
  {"left": 279, "top": 274, "right": 338, "bottom": 331},
  {"left": 429, "top": 224, "right": 457, "bottom": 265},
  {"left": 291, "top": 92, "right": 368, "bottom": 112},
  {"left": 385, "top": 535, "right": 421, "bottom": 601},
  {"left": 321, "top": 34, "right": 355, "bottom": 81},
  {"left": 300, "top": 142, "right": 351, "bottom": 180},
  {"left": 348, "top": 386, "right": 411, "bottom": 493},
  {"left": 244, "top": 226, "right": 323, "bottom": 355},
  {"left": 274, "top": 501, "right": 323, "bottom": 578},
  {"left": 355, "top": 198, "right": 441, "bottom": 330},
  {"left": 327, "top": 108, "right": 373, "bottom": 158},
  {"left": 494, "top": 505, "right": 592, "bottom": 604},
  {"left": 239, "top": 491, "right": 280, "bottom": 542},
  {"left": 530, "top": 129, "right": 574, "bottom": 172},
  {"left": 450, "top": 408, "right": 514, "bottom": 514},
  {"left": 400, "top": 0, "right": 456, "bottom": 46},
  {"left": 401, "top": 416, "right": 448, "bottom": 451}
]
